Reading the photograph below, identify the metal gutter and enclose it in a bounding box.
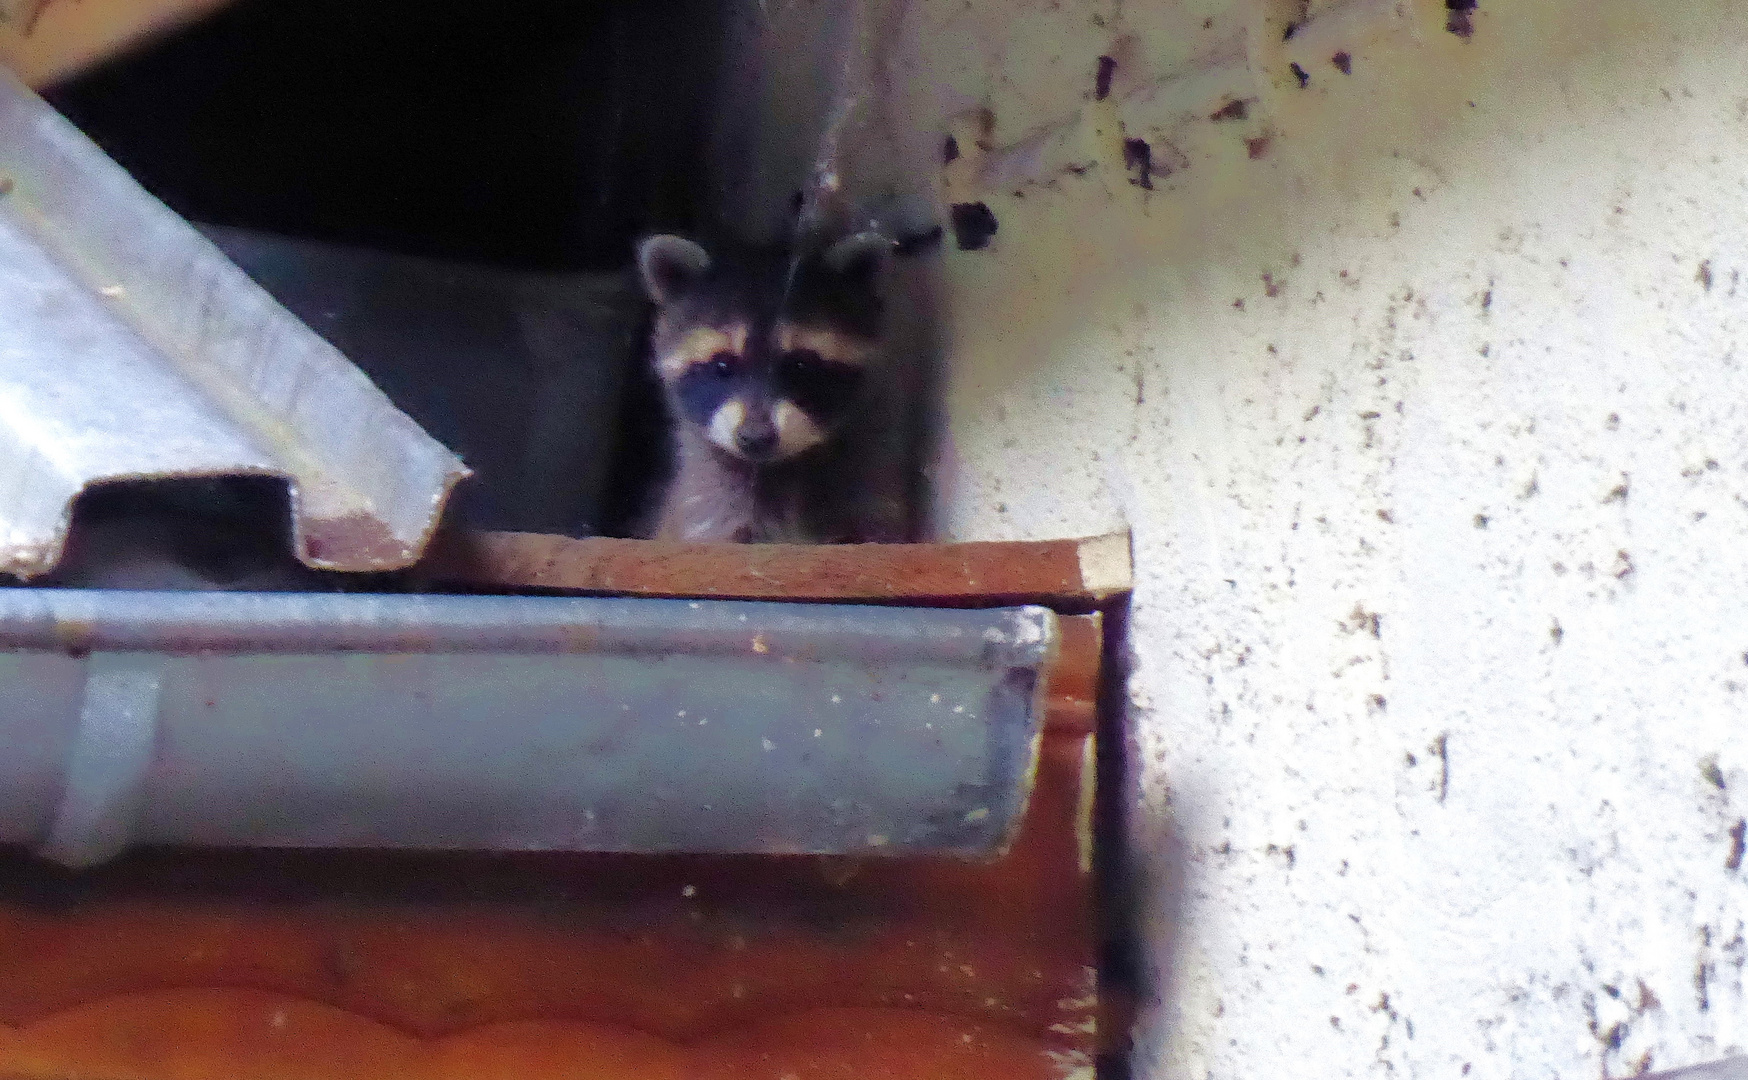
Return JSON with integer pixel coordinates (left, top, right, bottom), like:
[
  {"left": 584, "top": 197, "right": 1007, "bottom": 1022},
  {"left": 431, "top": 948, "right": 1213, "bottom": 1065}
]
[
  {"left": 0, "top": 69, "right": 469, "bottom": 579},
  {"left": 0, "top": 589, "right": 1057, "bottom": 867}
]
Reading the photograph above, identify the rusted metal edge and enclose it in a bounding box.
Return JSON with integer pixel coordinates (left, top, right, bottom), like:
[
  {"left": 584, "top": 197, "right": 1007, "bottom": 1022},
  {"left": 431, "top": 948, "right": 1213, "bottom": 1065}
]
[{"left": 0, "top": 69, "right": 469, "bottom": 579}]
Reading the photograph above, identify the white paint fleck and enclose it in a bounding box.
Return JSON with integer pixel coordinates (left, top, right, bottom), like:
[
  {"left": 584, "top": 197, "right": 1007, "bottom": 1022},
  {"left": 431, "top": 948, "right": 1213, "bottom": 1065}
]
[
  {"left": 1045, "top": 1049, "right": 1095, "bottom": 1080},
  {"left": 1076, "top": 533, "right": 1133, "bottom": 594},
  {"left": 1008, "top": 607, "right": 1053, "bottom": 648}
]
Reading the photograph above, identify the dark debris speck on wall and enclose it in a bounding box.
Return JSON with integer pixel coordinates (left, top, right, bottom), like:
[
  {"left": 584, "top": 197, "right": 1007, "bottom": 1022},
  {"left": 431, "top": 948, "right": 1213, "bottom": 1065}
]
[{"left": 949, "top": 202, "right": 999, "bottom": 251}]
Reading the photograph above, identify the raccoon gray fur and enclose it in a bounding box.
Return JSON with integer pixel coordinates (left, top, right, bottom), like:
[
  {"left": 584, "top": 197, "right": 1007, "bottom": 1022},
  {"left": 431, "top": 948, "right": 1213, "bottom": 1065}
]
[{"left": 634, "top": 231, "right": 915, "bottom": 544}]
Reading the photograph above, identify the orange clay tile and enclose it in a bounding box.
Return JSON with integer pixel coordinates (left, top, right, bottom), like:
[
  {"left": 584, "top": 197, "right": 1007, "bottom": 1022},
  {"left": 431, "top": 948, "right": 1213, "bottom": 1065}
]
[{"left": 0, "top": 735, "right": 1097, "bottom": 1079}]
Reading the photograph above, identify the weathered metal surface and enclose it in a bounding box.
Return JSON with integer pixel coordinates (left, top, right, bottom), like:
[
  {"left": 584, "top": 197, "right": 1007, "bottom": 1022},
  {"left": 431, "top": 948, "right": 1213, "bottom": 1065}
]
[
  {"left": 0, "top": 589, "right": 1056, "bottom": 867},
  {"left": 0, "top": 69, "right": 468, "bottom": 579}
]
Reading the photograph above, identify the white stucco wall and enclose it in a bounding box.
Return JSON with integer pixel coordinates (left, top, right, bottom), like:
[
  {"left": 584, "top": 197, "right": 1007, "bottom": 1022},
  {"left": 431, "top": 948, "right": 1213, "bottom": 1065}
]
[
  {"left": 916, "top": 0, "right": 1748, "bottom": 1076},
  {"left": 722, "top": 0, "right": 1748, "bottom": 1074}
]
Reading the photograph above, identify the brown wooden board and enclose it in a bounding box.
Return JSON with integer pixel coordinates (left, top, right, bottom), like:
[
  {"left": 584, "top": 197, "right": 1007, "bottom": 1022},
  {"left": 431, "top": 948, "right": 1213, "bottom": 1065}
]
[
  {"left": 1048, "top": 614, "right": 1102, "bottom": 735},
  {"left": 419, "top": 531, "right": 1132, "bottom": 609}
]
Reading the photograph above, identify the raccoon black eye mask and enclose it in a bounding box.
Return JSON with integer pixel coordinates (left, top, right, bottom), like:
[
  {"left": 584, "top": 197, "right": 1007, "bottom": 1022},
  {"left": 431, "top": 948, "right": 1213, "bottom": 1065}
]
[{"left": 660, "top": 329, "right": 870, "bottom": 461}]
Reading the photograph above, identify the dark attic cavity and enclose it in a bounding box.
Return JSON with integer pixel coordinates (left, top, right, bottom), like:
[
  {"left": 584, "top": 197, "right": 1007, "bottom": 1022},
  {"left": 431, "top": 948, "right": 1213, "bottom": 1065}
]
[
  {"left": 1445, "top": 0, "right": 1477, "bottom": 38},
  {"left": 1095, "top": 55, "right": 1117, "bottom": 100},
  {"left": 1290, "top": 61, "right": 1310, "bottom": 88},
  {"left": 1332, "top": 51, "right": 1353, "bottom": 74},
  {"left": 1123, "top": 137, "right": 1154, "bottom": 190},
  {"left": 949, "top": 202, "right": 999, "bottom": 250},
  {"left": 942, "top": 135, "right": 961, "bottom": 165},
  {"left": 43, "top": 0, "right": 732, "bottom": 270},
  {"left": 1209, "top": 98, "right": 1248, "bottom": 122},
  {"left": 893, "top": 224, "right": 944, "bottom": 257}
]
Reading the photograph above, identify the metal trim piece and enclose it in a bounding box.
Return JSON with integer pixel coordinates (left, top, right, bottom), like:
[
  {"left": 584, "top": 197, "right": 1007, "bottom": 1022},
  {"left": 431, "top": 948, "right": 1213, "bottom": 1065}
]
[
  {"left": 0, "top": 589, "right": 1057, "bottom": 866},
  {"left": 37, "top": 656, "right": 163, "bottom": 867},
  {"left": 0, "top": 69, "right": 469, "bottom": 578}
]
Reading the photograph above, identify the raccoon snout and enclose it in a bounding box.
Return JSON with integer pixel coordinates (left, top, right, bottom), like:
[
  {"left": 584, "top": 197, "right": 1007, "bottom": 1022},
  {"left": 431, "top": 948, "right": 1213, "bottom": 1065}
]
[
  {"left": 706, "top": 397, "right": 823, "bottom": 461},
  {"left": 734, "top": 417, "right": 779, "bottom": 458}
]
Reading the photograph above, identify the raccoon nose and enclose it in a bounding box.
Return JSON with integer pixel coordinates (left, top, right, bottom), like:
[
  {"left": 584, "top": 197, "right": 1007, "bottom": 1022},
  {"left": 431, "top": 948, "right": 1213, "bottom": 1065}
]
[{"left": 735, "top": 421, "right": 779, "bottom": 457}]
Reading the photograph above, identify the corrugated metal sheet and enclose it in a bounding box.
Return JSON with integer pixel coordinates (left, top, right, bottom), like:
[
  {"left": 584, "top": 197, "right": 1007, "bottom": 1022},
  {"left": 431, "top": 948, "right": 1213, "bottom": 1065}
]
[
  {"left": 0, "top": 68, "right": 469, "bottom": 579},
  {"left": 201, "top": 225, "right": 642, "bottom": 538}
]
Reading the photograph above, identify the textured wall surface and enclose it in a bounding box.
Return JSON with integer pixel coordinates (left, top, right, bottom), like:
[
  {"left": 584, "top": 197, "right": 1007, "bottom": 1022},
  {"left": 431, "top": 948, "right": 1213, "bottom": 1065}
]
[{"left": 855, "top": 0, "right": 1748, "bottom": 1076}]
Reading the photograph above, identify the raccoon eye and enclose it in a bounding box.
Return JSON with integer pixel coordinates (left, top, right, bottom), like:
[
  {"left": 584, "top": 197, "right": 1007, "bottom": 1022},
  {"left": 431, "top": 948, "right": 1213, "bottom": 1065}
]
[
  {"left": 776, "top": 349, "right": 864, "bottom": 416},
  {"left": 709, "top": 351, "right": 737, "bottom": 377}
]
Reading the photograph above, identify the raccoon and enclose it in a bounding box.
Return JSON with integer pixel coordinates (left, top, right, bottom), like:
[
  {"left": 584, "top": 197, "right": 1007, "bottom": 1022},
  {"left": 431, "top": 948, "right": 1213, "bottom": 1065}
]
[{"left": 633, "top": 231, "right": 913, "bottom": 543}]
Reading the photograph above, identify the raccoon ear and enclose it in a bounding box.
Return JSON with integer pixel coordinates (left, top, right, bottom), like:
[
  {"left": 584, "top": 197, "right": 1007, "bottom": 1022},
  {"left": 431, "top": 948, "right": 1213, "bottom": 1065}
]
[
  {"left": 637, "top": 235, "right": 712, "bottom": 305},
  {"left": 821, "top": 231, "right": 893, "bottom": 284}
]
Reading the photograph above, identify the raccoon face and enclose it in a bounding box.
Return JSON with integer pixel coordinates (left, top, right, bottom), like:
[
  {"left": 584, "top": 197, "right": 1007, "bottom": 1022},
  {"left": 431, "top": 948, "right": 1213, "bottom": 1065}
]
[{"left": 637, "top": 232, "right": 891, "bottom": 463}]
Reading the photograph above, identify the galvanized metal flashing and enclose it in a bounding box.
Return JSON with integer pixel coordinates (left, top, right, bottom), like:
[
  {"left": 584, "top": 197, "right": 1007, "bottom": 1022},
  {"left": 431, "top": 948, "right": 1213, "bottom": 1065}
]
[
  {"left": 0, "top": 589, "right": 1057, "bottom": 867},
  {"left": 0, "top": 69, "right": 469, "bottom": 579}
]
